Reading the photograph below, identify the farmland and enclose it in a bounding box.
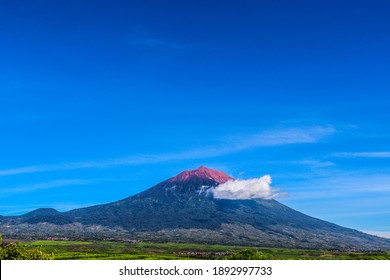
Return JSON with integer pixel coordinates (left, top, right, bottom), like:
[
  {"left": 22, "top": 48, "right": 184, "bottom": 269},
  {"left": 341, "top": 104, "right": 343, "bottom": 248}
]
[{"left": 21, "top": 240, "right": 390, "bottom": 260}]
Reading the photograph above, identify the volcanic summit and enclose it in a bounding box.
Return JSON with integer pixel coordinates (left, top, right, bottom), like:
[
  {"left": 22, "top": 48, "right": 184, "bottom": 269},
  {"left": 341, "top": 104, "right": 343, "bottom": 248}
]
[
  {"left": 167, "top": 166, "right": 233, "bottom": 184},
  {"left": 1, "top": 166, "right": 390, "bottom": 250}
]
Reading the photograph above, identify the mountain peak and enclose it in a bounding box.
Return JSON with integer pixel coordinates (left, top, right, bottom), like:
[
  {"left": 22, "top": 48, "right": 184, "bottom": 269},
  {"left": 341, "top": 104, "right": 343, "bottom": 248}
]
[
  {"left": 21, "top": 208, "right": 60, "bottom": 218},
  {"left": 167, "top": 166, "right": 233, "bottom": 184}
]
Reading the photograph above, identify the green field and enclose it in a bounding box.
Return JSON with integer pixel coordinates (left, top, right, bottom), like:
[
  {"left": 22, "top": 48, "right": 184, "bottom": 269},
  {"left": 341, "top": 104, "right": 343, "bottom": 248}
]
[{"left": 23, "top": 240, "right": 390, "bottom": 260}]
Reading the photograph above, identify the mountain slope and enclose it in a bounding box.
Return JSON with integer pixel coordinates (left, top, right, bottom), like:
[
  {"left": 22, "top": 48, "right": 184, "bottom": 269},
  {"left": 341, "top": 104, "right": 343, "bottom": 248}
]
[{"left": 1, "top": 166, "right": 390, "bottom": 250}]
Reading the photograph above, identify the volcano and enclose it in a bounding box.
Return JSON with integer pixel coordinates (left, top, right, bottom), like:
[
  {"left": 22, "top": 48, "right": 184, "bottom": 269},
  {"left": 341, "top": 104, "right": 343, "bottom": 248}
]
[{"left": 1, "top": 166, "right": 390, "bottom": 250}]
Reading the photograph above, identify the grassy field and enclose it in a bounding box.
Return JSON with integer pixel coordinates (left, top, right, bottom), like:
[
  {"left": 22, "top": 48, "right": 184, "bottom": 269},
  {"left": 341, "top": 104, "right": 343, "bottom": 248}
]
[{"left": 22, "top": 240, "right": 390, "bottom": 260}]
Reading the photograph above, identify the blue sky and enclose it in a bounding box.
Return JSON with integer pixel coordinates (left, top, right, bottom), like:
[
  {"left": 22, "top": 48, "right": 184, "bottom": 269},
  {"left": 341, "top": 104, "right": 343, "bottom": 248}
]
[{"left": 1, "top": 0, "right": 390, "bottom": 236}]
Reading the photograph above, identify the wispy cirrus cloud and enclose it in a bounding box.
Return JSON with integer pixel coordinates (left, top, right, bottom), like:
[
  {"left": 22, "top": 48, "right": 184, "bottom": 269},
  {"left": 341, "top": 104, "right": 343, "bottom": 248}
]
[
  {"left": 0, "top": 126, "right": 335, "bottom": 177},
  {"left": 128, "top": 26, "right": 183, "bottom": 50},
  {"left": 266, "top": 159, "right": 335, "bottom": 169},
  {"left": 333, "top": 152, "right": 390, "bottom": 158},
  {"left": 281, "top": 172, "right": 390, "bottom": 202},
  {"left": 0, "top": 179, "right": 90, "bottom": 195},
  {"left": 289, "top": 160, "right": 335, "bottom": 168},
  {"left": 130, "top": 37, "right": 182, "bottom": 49},
  {"left": 231, "top": 126, "right": 335, "bottom": 148}
]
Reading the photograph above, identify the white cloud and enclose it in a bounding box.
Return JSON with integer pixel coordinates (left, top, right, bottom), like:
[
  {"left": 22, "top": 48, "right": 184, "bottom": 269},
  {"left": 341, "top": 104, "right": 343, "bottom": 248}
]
[
  {"left": 266, "top": 159, "right": 335, "bottom": 169},
  {"left": 291, "top": 160, "right": 335, "bottom": 168},
  {"left": 333, "top": 152, "right": 390, "bottom": 158},
  {"left": 233, "top": 126, "right": 335, "bottom": 149},
  {"left": 211, "top": 175, "right": 287, "bottom": 200},
  {"left": 0, "top": 179, "right": 90, "bottom": 195},
  {"left": 0, "top": 126, "right": 335, "bottom": 177},
  {"left": 0, "top": 165, "right": 49, "bottom": 176}
]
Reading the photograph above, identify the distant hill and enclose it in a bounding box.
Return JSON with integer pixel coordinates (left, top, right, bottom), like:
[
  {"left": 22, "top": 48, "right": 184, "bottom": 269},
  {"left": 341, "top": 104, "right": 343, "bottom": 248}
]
[
  {"left": 1, "top": 166, "right": 389, "bottom": 250},
  {"left": 21, "top": 208, "right": 60, "bottom": 218}
]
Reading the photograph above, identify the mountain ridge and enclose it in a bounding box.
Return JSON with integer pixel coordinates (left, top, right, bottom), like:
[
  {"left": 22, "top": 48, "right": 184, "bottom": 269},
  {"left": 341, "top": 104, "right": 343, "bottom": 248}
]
[{"left": 1, "top": 166, "right": 389, "bottom": 250}]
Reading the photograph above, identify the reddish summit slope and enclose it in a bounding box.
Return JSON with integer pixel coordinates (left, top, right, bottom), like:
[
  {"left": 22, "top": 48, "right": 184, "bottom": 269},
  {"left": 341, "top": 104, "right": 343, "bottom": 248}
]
[
  {"left": 167, "top": 166, "right": 233, "bottom": 184},
  {"left": 3, "top": 166, "right": 390, "bottom": 250}
]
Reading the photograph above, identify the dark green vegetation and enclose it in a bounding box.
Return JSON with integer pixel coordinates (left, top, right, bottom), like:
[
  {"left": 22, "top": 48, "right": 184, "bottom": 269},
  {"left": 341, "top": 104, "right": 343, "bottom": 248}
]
[
  {"left": 2, "top": 167, "right": 390, "bottom": 250},
  {"left": 227, "top": 249, "right": 271, "bottom": 260},
  {"left": 0, "top": 234, "right": 53, "bottom": 260},
  {"left": 20, "top": 240, "right": 390, "bottom": 260}
]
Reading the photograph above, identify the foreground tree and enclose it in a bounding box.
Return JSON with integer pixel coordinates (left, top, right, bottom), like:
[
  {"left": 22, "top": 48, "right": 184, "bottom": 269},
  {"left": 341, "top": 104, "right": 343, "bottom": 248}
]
[
  {"left": 228, "top": 249, "right": 272, "bottom": 260},
  {"left": 0, "top": 233, "right": 54, "bottom": 260}
]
